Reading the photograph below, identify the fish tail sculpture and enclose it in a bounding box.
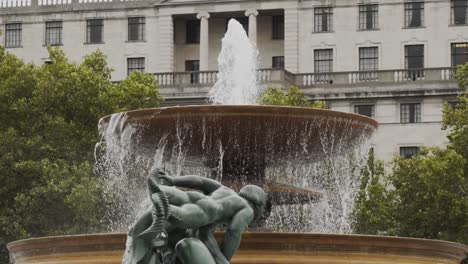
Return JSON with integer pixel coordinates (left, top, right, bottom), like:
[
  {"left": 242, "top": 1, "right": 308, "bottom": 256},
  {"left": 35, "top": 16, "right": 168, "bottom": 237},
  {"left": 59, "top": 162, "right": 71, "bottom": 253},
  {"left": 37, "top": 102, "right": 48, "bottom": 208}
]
[{"left": 137, "top": 169, "right": 171, "bottom": 243}]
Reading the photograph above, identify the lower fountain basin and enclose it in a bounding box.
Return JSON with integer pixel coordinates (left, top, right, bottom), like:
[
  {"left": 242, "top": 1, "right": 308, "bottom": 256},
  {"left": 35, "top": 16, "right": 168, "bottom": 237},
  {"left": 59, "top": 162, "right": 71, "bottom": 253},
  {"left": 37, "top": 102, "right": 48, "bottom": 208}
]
[{"left": 8, "top": 233, "right": 467, "bottom": 264}]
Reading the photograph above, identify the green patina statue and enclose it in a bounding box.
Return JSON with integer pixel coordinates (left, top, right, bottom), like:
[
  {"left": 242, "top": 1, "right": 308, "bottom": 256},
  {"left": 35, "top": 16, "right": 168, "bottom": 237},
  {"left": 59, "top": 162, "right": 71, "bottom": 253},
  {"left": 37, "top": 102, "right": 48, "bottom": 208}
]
[{"left": 123, "top": 167, "right": 267, "bottom": 264}]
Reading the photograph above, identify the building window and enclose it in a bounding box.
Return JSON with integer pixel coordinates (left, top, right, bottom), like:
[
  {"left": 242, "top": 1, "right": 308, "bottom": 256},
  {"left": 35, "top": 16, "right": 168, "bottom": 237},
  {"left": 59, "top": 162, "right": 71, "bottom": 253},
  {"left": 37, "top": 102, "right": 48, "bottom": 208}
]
[
  {"left": 400, "top": 146, "right": 420, "bottom": 158},
  {"left": 451, "top": 0, "right": 468, "bottom": 25},
  {"left": 185, "top": 60, "right": 200, "bottom": 83},
  {"left": 354, "top": 104, "right": 375, "bottom": 118},
  {"left": 448, "top": 100, "right": 460, "bottom": 109},
  {"left": 128, "top": 17, "right": 145, "bottom": 41},
  {"left": 400, "top": 103, "right": 421, "bottom": 123},
  {"left": 225, "top": 17, "right": 249, "bottom": 34},
  {"left": 45, "top": 21, "right": 63, "bottom": 46},
  {"left": 314, "top": 49, "right": 333, "bottom": 83},
  {"left": 86, "top": 19, "right": 103, "bottom": 44},
  {"left": 405, "top": 44, "right": 424, "bottom": 79},
  {"left": 359, "top": 4, "right": 378, "bottom": 30},
  {"left": 186, "top": 20, "right": 200, "bottom": 44},
  {"left": 272, "top": 56, "right": 285, "bottom": 68},
  {"left": 314, "top": 7, "right": 333, "bottom": 32},
  {"left": 405, "top": 45, "right": 424, "bottom": 69},
  {"left": 5, "top": 23, "right": 22, "bottom": 48},
  {"left": 272, "top": 15, "right": 284, "bottom": 40},
  {"left": 404, "top": 2, "right": 424, "bottom": 28},
  {"left": 451, "top": 42, "right": 468, "bottom": 66},
  {"left": 314, "top": 49, "right": 333, "bottom": 72},
  {"left": 359, "top": 47, "right": 378, "bottom": 80},
  {"left": 127, "top": 57, "right": 145, "bottom": 76}
]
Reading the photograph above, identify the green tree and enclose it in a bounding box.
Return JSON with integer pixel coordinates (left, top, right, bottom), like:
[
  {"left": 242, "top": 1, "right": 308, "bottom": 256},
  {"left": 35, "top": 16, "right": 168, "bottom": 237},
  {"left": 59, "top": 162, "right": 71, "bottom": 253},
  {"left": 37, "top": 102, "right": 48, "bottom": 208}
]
[
  {"left": 353, "top": 65, "right": 468, "bottom": 245},
  {"left": 353, "top": 149, "right": 396, "bottom": 235},
  {"left": 258, "top": 86, "right": 326, "bottom": 108},
  {"left": 0, "top": 46, "right": 163, "bottom": 262},
  {"left": 443, "top": 64, "right": 468, "bottom": 163},
  {"left": 388, "top": 148, "right": 467, "bottom": 242},
  {"left": 354, "top": 149, "right": 467, "bottom": 244}
]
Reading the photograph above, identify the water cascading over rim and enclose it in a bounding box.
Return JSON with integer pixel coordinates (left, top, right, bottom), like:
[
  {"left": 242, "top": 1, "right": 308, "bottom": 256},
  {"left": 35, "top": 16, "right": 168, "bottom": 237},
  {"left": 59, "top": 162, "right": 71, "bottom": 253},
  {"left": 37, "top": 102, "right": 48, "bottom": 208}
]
[
  {"left": 95, "top": 19, "right": 378, "bottom": 234},
  {"left": 97, "top": 105, "right": 377, "bottom": 233}
]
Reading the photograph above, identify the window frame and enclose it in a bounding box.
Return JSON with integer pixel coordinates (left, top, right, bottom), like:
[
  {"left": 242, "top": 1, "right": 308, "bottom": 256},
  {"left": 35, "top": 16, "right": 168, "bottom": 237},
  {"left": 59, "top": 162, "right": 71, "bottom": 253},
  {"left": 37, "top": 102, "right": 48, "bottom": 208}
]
[
  {"left": 86, "top": 18, "right": 104, "bottom": 44},
  {"left": 447, "top": 100, "right": 460, "bottom": 109},
  {"left": 404, "top": 44, "right": 424, "bottom": 69},
  {"left": 272, "top": 56, "right": 285, "bottom": 69},
  {"left": 451, "top": 0, "right": 468, "bottom": 25},
  {"left": 272, "top": 15, "right": 284, "bottom": 40},
  {"left": 404, "top": 2, "right": 425, "bottom": 28},
  {"left": 314, "top": 49, "right": 333, "bottom": 73},
  {"left": 314, "top": 48, "right": 333, "bottom": 83},
  {"left": 186, "top": 19, "right": 201, "bottom": 44},
  {"left": 314, "top": 6, "right": 334, "bottom": 33},
  {"left": 400, "top": 102, "right": 421, "bottom": 123},
  {"left": 359, "top": 4, "right": 379, "bottom": 30},
  {"left": 359, "top": 47, "right": 379, "bottom": 80},
  {"left": 127, "top": 57, "right": 145, "bottom": 76},
  {"left": 451, "top": 42, "right": 468, "bottom": 66},
  {"left": 400, "top": 146, "right": 420, "bottom": 158},
  {"left": 128, "top": 17, "right": 146, "bottom": 42},
  {"left": 354, "top": 104, "right": 375, "bottom": 118},
  {"left": 4, "top": 22, "right": 22, "bottom": 48},
  {"left": 185, "top": 60, "right": 200, "bottom": 84},
  {"left": 45, "top": 20, "right": 63, "bottom": 46},
  {"left": 404, "top": 44, "right": 425, "bottom": 79}
]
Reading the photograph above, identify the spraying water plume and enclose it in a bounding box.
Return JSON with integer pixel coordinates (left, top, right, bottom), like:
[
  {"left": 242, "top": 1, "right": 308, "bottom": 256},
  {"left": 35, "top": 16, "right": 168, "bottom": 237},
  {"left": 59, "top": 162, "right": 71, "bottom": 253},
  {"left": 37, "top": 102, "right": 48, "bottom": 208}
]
[{"left": 209, "top": 19, "right": 259, "bottom": 105}]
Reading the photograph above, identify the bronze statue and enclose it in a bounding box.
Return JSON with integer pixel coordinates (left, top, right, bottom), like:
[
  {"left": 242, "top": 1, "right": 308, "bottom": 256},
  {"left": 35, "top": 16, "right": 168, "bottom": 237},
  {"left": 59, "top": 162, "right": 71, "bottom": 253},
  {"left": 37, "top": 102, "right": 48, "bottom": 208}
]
[{"left": 123, "top": 167, "right": 267, "bottom": 264}]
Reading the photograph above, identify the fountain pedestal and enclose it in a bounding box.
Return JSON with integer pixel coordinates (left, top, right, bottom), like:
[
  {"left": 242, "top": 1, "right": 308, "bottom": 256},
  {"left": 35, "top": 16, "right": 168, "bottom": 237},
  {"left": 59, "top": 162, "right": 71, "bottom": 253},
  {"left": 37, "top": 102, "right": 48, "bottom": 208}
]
[{"left": 8, "top": 233, "right": 467, "bottom": 264}]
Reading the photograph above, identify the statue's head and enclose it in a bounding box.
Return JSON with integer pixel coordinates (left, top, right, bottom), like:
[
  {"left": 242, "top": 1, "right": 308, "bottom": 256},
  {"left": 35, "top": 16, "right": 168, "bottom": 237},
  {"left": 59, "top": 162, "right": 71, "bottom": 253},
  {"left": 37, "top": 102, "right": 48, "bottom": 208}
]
[{"left": 239, "top": 185, "right": 267, "bottom": 220}]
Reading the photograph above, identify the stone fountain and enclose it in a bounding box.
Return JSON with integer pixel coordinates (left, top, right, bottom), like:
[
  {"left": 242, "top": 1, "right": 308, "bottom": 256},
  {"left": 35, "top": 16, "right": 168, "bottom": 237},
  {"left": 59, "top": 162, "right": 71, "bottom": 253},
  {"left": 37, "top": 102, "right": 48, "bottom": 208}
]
[{"left": 7, "top": 19, "right": 468, "bottom": 264}]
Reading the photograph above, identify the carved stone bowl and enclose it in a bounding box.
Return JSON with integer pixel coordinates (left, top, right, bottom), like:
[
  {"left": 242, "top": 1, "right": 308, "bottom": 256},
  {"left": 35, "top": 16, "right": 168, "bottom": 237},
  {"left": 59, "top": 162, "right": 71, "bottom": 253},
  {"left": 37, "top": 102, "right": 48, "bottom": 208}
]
[{"left": 8, "top": 232, "right": 467, "bottom": 263}]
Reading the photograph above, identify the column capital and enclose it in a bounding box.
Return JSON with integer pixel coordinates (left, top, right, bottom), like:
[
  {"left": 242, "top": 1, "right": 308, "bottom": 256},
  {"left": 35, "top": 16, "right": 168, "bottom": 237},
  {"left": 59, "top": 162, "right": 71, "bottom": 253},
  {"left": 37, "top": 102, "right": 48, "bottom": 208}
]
[
  {"left": 197, "top": 11, "right": 211, "bottom": 20},
  {"left": 245, "top": 9, "right": 258, "bottom": 17}
]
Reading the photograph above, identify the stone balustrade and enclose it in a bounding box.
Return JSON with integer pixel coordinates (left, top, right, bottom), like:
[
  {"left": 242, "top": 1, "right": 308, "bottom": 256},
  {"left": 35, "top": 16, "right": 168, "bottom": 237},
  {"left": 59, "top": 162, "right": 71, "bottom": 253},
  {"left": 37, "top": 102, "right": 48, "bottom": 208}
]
[
  {"left": 295, "top": 67, "right": 455, "bottom": 86},
  {"left": 155, "top": 67, "right": 456, "bottom": 89},
  {"left": 0, "top": 0, "right": 146, "bottom": 8}
]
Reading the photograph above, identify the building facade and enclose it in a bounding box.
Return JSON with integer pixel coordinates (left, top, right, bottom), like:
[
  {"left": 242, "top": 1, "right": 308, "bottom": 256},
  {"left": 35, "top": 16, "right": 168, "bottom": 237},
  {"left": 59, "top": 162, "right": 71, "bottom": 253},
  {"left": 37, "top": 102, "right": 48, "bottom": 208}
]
[{"left": 0, "top": 0, "right": 466, "bottom": 162}]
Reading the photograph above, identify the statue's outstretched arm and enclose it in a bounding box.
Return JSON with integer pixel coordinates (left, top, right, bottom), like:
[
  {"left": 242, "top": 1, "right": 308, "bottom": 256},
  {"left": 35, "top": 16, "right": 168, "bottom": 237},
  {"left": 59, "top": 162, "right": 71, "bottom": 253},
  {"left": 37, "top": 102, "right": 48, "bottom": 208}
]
[
  {"left": 221, "top": 208, "right": 254, "bottom": 261},
  {"left": 160, "top": 174, "right": 223, "bottom": 194},
  {"left": 199, "top": 224, "right": 229, "bottom": 264}
]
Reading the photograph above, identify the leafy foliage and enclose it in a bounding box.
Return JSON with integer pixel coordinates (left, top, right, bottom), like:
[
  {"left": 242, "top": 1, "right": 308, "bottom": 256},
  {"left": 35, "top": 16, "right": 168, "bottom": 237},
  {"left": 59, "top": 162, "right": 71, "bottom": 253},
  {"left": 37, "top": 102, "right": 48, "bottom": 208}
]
[
  {"left": 0, "top": 46, "right": 163, "bottom": 262},
  {"left": 388, "top": 148, "right": 467, "bottom": 242},
  {"left": 353, "top": 64, "right": 468, "bottom": 245},
  {"left": 258, "top": 86, "right": 326, "bottom": 108},
  {"left": 443, "top": 64, "right": 468, "bottom": 164},
  {"left": 354, "top": 148, "right": 467, "bottom": 244},
  {"left": 455, "top": 63, "right": 468, "bottom": 89},
  {"left": 353, "top": 149, "right": 395, "bottom": 235}
]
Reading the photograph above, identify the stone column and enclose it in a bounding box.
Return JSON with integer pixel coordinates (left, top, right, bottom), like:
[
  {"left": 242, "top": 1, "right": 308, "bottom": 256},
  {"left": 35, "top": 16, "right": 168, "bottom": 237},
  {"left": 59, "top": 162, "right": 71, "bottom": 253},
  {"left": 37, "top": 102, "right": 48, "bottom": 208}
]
[
  {"left": 284, "top": 8, "right": 299, "bottom": 73},
  {"left": 158, "top": 15, "right": 174, "bottom": 72},
  {"left": 245, "top": 9, "right": 258, "bottom": 44},
  {"left": 197, "top": 11, "right": 210, "bottom": 71}
]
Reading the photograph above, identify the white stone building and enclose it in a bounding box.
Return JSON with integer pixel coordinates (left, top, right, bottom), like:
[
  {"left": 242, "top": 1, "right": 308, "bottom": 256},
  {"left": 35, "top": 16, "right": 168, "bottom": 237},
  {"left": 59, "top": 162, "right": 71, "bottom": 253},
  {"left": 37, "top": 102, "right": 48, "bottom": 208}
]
[{"left": 0, "top": 0, "right": 466, "bottom": 162}]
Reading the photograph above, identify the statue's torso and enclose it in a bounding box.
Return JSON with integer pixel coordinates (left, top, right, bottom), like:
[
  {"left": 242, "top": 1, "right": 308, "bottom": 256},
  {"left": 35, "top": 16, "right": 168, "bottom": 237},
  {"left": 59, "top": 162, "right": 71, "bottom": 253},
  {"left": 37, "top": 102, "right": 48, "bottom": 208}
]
[{"left": 187, "top": 187, "right": 249, "bottom": 224}]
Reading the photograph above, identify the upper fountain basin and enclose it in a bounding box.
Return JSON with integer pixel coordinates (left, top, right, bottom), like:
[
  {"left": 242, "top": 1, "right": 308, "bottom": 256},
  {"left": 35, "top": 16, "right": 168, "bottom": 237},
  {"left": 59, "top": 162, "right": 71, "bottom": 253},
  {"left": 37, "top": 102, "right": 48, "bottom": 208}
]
[{"left": 98, "top": 105, "right": 377, "bottom": 168}]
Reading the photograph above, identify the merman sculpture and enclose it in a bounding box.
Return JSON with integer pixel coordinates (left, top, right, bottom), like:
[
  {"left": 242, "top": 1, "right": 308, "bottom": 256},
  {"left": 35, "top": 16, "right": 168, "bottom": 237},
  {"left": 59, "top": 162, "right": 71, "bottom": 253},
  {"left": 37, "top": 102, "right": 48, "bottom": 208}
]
[{"left": 123, "top": 166, "right": 267, "bottom": 264}]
